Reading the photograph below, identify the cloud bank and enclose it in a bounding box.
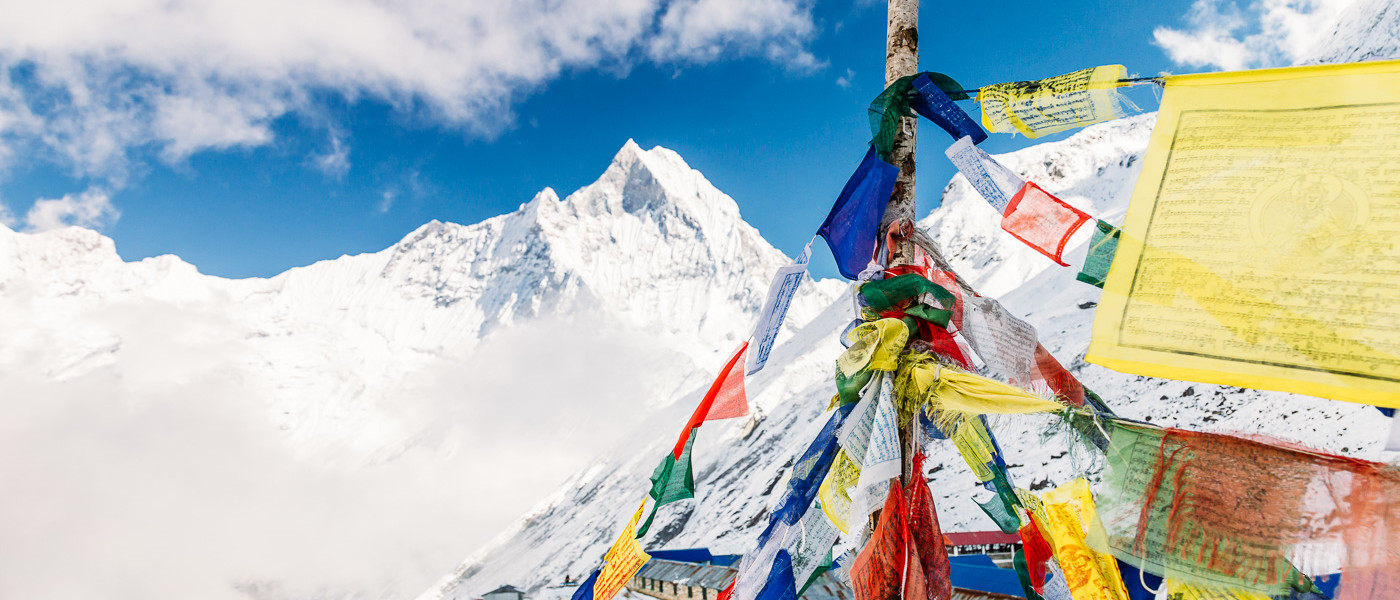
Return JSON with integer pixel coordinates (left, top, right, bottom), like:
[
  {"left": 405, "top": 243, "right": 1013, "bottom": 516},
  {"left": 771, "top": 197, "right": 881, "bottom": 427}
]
[
  {"left": 1153, "top": 0, "right": 1356, "bottom": 70},
  {"left": 0, "top": 0, "right": 820, "bottom": 183}
]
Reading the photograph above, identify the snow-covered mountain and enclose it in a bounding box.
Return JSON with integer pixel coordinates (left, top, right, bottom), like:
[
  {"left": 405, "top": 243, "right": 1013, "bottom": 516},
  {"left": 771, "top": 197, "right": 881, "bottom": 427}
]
[
  {"left": 419, "top": 8, "right": 1400, "bottom": 597},
  {"left": 0, "top": 141, "right": 843, "bottom": 599}
]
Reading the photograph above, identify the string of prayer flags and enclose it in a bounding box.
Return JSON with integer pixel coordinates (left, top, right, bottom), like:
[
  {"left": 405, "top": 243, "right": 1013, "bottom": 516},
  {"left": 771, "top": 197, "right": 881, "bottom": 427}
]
[
  {"left": 1037, "top": 479, "right": 1131, "bottom": 600},
  {"left": 735, "top": 403, "right": 856, "bottom": 600},
  {"left": 594, "top": 500, "right": 652, "bottom": 600},
  {"left": 977, "top": 64, "right": 1130, "bottom": 138},
  {"left": 945, "top": 136, "right": 1026, "bottom": 213},
  {"left": 1094, "top": 421, "right": 1400, "bottom": 600},
  {"left": 1076, "top": 220, "right": 1121, "bottom": 288},
  {"left": 1087, "top": 59, "right": 1400, "bottom": 408},
  {"left": 748, "top": 239, "right": 813, "bottom": 375},
  {"left": 640, "top": 342, "right": 750, "bottom": 535},
  {"left": 909, "top": 72, "right": 987, "bottom": 144},
  {"left": 1002, "top": 181, "right": 1092, "bottom": 267},
  {"left": 820, "top": 148, "right": 898, "bottom": 279}
]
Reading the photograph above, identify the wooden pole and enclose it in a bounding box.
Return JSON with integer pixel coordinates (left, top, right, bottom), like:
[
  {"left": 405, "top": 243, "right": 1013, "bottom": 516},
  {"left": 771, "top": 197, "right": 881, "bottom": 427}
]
[
  {"left": 883, "top": 0, "right": 919, "bottom": 237},
  {"left": 885, "top": 0, "right": 919, "bottom": 486}
]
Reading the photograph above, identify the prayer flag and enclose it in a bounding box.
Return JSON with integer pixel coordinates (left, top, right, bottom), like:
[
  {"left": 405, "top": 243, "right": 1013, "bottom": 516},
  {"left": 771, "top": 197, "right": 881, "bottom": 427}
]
[
  {"left": 755, "top": 550, "right": 798, "bottom": 600},
  {"left": 1076, "top": 220, "right": 1121, "bottom": 288},
  {"left": 851, "top": 480, "right": 907, "bottom": 600},
  {"left": 1094, "top": 421, "right": 1400, "bottom": 600},
  {"left": 869, "top": 75, "right": 918, "bottom": 162},
  {"left": 1002, "top": 181, "right": 1092, "bottom": 267},
  {"left": 820, "top": 148, "right": 898, "bottom": 279},
  {"left": 748, "top": 240, "right": 813, "bottom": 375},
  {"left": 837, "top": 318, "right": 910, "bottom": 377},
  {"left": 594, "top": 500, "right": 651, "bottom": 600},
  {"left": 640, "top": 343, "right": 749, "bottom": 535},
  {"left": 978, "top": 65, "right": 1129, "bottom": 138},
  {"left": 1037, "top": 479, "right": 1130, "bottom": 600},
  {"left": 1087, "top": 60, "right": 1400, "bottom": 407},
  {"left": 910, "top": 73, "right": 987, "bottom": 144},
  {"left": 906, "top": 452, "right": 953, "bottom": 600},
  {"left": 945, "top": 136, "right": 1025, "bottom": 213},
  {"left": 571, "top": 569, "right": 602, "bottom": 600}
]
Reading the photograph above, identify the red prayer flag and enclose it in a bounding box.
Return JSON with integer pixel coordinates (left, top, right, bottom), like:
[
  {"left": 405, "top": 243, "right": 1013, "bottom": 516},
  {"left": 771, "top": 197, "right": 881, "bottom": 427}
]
[
  {"left": 1001, "top": 182, "right": 1091, "bottom": 266},
  {"left": 1019, "top": 514, "right": 1054, "bottom": 593},
  {"left": 852, "top": 480, "right": 907, "bottom": 600},
  {"left": 906, "top": 453, "right": 953, "bottom": 600},
  {"left": 671, "top": 342, "right": 749, "bottom": 458}
]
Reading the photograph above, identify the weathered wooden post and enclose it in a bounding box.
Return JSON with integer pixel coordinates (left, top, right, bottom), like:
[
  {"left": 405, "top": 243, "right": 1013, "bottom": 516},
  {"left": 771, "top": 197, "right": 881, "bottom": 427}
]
[{"left": 885, "top": 0, "right": 920, "bottom": 486}]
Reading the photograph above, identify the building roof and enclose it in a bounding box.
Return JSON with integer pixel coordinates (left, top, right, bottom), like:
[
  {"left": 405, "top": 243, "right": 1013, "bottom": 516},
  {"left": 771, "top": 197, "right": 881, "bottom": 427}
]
[
  {"left": 943, "top": 531, "right": 1021, "bottom": 547},
  {"left": 485, "top": 585, "right": 523, "bottom": 596},
  {"left": 949, "top": 563, "right": 1025, "bottom": 598},
  {"left": 646, "top": 548, "right": 715, "bottom": 564},
  {"left": 635, "top": 559, "right": 737, "bottom": 590}
]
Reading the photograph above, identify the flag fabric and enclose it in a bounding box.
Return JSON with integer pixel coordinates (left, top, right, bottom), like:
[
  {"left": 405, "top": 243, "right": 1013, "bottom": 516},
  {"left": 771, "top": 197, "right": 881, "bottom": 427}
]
[
  {"left": 1001, "top": 181, "right": 1092, "bottom": 267},
  {"left": 594, "top": 500, "right": 652, "bottom": 600},
  {"left": 977, "top": 65, "right": 1129, "bottom": 138},
  {"left": 906, "top": 452, "right": 953, "bottom": 600},
  {"left": 735, "top": 403, "right": 857, "bottom": 600},
  {"left": 1076, "top": 219, "right": 1121, "bottom": 288},
  {"left": 837, "top": 318, "right": 910, "bottom": 376},
  {"left": 571, "top": 569, "right": 602, "bottom": 600},
  {"left": 640, "top": 342, "right": 750, "bottom": 535},
  {"left": 1094, "top": 421, "right": 1400, "bottom": 600},
  {"left": 1037, "top": 479, "right": 1130, "bottom": 600},
  {"left": 910, "top": 72, "right": 987, "bottom": 144},
  {"left": 851, "top": 480, "right": 907, "bottom": 600},
  {"left": 819, "top": 148, "right": 898, "bottom": 279},
  {"left": 748, "top": 240, "right": 813, "bottom": 375},
  {"left": 945, "top": 136, "right": 1026, "bottom": 213},
  {"left": 868, "top": 75, "right": 918, "bottom": 162},
  {"left": 755, "top": 550, "right": 799, "bottom": 600},
  {"left": 1087, "top": 60, "right": 1400, "bottom": 408}
]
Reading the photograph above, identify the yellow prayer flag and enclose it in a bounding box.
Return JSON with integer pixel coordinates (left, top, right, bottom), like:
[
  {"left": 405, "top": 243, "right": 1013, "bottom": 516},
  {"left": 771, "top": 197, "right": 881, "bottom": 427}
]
[
  {"left": 593, "top": 499, "right": 652, "bottom": 600},
  {"left": 978, "top": 65, "right": 1128, "bottom": 138},
  {"left": 837, "top": 318, "right": 908, "bottom": 376},
  {"left": 818, "top": 450, "right": 859, "bottom": 534},
  {"left": 1037, "top": 479, "right": 1130, "bottom": 600},
  {"left": 1088, "top": 60, "right": 1400, "bottom": 408}
]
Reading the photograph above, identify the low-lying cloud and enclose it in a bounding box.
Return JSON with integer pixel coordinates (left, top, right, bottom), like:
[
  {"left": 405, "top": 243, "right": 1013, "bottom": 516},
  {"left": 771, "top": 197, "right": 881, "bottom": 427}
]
[{"left": 0, "top": 280, "right": 689, "bottom": 599}]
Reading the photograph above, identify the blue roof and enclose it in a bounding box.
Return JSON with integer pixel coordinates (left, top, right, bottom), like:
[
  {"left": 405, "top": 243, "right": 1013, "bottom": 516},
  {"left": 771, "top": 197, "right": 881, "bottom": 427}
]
[
  {"left": 949, "top": 563, "right": 1024, "bottom": 598},
  {"left": 647, "top": 548, "right": 715, "bottom": 564},
  {"left": 947, "top": 554, "right": 998, "bottom": 569}
]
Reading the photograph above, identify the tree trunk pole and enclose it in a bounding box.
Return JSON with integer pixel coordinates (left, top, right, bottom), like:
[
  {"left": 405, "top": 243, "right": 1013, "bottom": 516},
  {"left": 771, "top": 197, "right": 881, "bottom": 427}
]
[
  {"left": 886, "top": 0, "right": 919, "bottom": 487},
  {"left": 883, "top": 0, "right": 918, "bottom": 238}
]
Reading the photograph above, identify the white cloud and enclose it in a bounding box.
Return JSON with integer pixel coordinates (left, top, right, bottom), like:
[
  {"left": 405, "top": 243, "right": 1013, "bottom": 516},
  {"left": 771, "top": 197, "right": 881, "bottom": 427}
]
[
  {"left": 0, "top": 0, "right": 823, "bottom": 182},
  {"left": 23, "top": 188, "right": 119, "bottom": 232},
  {"left": 0, "top": 289, "right": 680, "bottom": 599},
  {"left": 836, "top": 68, "right": 855, "bottom": 89},
  {"left": 377, "top": 189, "right": 396, "bottom": 214},
  {"left": 310, "top": 132, "right": 351, "bottom": 180},
  {"left": 1154, "top": 0, "right": 1357, "bottom": 70}
]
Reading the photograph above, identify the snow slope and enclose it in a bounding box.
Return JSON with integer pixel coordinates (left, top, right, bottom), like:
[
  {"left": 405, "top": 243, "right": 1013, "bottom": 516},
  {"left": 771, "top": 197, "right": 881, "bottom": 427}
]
[
  {"left": 0, "top": 141, "right": 843, "bottom": 599},
  {"left": 421, "top": 13, "right": 1400, "bottom": 596}
]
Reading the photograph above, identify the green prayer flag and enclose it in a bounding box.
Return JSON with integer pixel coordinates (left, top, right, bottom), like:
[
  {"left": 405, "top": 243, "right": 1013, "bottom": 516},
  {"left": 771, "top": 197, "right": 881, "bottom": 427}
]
[
  {"left": 1076, "top": 219, "right": 1120, "bottom": 288},
  {"left": 1013, "top": 548, "right": 1047, "bottom": 600},
  {"left": 868, "top": 75, "right": 918, "bottom": 162},
  {"left": 637, "top": 430, "right": 697, "bottom": 537},
  {"left": 860, "top": 273, "right": 956, "bottom": 312}
]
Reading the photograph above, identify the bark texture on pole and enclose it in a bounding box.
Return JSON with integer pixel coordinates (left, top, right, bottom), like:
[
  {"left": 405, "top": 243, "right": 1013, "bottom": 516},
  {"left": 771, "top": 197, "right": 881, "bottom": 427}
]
[{"left": 883, "top": 0, "right": 919, "bottom": 233}]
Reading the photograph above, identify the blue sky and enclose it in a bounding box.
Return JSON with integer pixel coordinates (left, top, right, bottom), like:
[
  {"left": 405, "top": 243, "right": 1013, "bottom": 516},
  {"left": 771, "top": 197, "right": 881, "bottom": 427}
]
[{"left": 0, "top": 0, "right": 1351, "bottom": 279}]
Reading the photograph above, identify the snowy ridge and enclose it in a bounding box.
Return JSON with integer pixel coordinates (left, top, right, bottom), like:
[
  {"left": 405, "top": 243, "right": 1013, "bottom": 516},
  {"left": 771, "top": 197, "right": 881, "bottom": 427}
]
[{"left": 1304, "top": 0, "right": 1400, "bottom": 65}]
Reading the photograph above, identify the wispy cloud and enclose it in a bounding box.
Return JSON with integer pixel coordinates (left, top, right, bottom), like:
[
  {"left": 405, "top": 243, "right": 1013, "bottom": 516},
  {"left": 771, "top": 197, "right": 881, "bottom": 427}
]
[
  {"left": 0, "top": 0, "right": 825, "bottom": 186},
  {"left": 23, "top": 188, "right": 118, "bottom": 232},
  {"left": 1153, "top": 0, "right": 1356, "bottom": 70},
  {"left": 310, "top": 132, "right": 351, "bottom": 180},
  {"left": 376, "top": 189, "right": 396, "bottom": 214},
  {"left": 836, "top": 68, "right": 855, "bottom": 89}
]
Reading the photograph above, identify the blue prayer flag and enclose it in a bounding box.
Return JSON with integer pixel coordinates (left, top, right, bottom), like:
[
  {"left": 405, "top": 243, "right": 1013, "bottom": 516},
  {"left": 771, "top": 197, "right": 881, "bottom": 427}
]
[
  {"left": 1114, "top": 559, "right": 1162, "bottom": 600},
  {"left": 818, "top": 148, "right": 898, "bottom": 280},
  {"left": 910, "top": 73, "right": 987, "bottom": 144},
  {"left": 754, "top": 550, "right": 797, "bottom": 600},
  {"left": 571, "top": 568, "right": 601, "bottom": 600}
]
